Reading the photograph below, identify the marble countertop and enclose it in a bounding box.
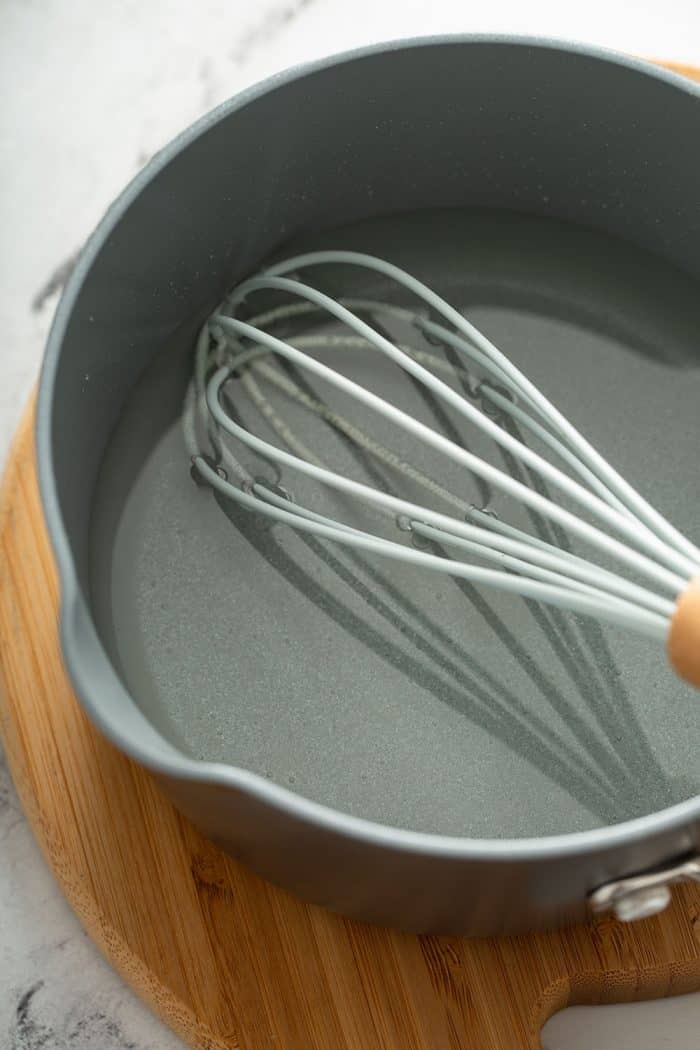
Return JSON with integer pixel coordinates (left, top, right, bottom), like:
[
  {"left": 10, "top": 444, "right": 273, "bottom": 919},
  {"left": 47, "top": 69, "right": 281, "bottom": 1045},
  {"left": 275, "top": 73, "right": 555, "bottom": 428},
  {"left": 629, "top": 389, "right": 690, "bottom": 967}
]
[{"left": 2, "top": 1, "right": 700, "bottom": 1046}]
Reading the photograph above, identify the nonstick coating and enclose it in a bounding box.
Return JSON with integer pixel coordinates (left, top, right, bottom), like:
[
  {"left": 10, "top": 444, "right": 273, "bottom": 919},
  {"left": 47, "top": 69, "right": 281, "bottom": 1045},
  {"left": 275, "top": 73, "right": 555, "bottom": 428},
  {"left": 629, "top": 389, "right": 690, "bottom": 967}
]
[
  {"left": 90, "top": 207, "right": 700, "bottom": 839},
  {"left": 40, "top": 38, "right": 700, "bottom": 931}
]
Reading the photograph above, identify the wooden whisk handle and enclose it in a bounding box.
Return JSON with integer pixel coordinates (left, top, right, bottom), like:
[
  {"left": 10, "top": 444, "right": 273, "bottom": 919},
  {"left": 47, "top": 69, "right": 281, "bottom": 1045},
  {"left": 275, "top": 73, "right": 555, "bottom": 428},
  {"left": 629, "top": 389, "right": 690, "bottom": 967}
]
[{"left": 669, "top": 579, "right": 700, "bottom": 688}]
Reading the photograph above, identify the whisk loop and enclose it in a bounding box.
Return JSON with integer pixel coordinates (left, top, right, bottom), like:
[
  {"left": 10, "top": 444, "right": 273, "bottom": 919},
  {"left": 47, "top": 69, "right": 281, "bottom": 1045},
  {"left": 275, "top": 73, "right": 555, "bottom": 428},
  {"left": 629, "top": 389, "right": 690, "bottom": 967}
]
[{"left": 184, "top": 251, "right": 700, "bottom": 685}]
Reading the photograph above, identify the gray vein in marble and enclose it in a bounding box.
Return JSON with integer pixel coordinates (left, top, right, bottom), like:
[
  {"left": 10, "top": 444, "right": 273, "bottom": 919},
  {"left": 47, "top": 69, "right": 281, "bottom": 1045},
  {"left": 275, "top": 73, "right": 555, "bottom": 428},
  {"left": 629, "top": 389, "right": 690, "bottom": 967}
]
[
  {"left": 32, "top": 251, "right": 80, "bottom": 314},
  {"left": 228, "top": 0, "right": 318, "bottom": 66},
  {"left": 10, "top": 979, "right": 141, "bottom": 1049},
  {"left": 12, "top": 982, "right": 48, "bottom": 1050}
]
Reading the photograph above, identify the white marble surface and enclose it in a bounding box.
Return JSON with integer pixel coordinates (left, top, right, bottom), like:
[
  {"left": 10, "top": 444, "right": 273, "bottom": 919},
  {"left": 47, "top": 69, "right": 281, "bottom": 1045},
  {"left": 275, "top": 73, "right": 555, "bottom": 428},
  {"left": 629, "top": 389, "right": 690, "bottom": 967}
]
[{"left": 2, "top": 1, "right": 700, "bottom": 1047}]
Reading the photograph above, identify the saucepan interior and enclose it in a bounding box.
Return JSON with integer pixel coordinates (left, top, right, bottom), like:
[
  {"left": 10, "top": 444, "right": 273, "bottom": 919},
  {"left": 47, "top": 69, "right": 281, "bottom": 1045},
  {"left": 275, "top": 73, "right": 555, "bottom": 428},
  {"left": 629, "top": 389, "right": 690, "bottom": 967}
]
[{"left": 39, "top": 37, "right": 700, "bottom": 929}]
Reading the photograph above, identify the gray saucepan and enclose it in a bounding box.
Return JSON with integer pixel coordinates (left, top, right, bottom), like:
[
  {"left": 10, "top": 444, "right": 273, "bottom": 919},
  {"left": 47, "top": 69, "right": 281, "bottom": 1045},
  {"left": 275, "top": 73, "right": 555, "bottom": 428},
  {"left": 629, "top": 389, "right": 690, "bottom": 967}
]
[{"left": 38, "top": 35, "right": 700, "bottom": 934}]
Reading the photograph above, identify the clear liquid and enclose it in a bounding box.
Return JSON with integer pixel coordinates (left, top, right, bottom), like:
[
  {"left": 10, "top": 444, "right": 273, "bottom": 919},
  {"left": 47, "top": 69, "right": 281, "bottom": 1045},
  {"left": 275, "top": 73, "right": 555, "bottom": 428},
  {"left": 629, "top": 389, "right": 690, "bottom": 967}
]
[{"left": 90, "top": 208, "right": 700, "bottom": 838}]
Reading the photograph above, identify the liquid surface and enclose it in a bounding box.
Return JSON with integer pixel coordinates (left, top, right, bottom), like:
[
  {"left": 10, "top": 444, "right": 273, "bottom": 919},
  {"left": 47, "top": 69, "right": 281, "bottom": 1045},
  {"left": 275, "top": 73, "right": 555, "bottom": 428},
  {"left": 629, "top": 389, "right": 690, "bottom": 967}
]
[{"left": 91, "top": 209, "right": 700, "bottom": 838}]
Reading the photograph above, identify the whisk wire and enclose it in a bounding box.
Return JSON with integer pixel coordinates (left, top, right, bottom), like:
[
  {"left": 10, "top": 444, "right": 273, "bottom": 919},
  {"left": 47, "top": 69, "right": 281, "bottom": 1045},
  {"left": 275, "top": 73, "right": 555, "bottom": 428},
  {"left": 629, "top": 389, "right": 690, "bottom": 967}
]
[
  {"left": 258, "top": 251, "right": 700, "bottom": 567},
  {"left": 209, "top": 316, "right": 688, "bottom": 596},
  {"left": 185, "top": 250, "right": 700, "bottom": 654},
  {"left": 216, "top": 276, "right": 697, "bottom": 582},
  {"left": 235, "top": 352, "right": 675, "bottom": 620}
]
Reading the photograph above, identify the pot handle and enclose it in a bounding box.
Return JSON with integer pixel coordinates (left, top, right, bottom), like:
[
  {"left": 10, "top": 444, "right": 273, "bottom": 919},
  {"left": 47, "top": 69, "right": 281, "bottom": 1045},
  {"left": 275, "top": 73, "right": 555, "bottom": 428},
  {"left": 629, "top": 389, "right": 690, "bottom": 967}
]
[{"left": 589, "top": 854, "right": 700, "bottom": 922}]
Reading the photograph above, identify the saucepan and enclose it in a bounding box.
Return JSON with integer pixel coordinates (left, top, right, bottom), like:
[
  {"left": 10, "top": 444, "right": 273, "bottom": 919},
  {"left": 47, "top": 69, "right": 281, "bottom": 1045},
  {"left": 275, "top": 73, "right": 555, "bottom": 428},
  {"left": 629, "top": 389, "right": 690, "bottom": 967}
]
[{"left": 38, "top": 35, "right": 700, "bottom": 934}]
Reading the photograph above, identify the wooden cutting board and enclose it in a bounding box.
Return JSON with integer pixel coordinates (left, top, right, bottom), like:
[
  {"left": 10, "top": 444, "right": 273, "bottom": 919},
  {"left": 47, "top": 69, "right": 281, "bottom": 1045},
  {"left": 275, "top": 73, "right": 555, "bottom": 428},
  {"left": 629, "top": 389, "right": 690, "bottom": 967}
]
[{"left": 3, "top": 66, "right": 700, "bottom": 1046}]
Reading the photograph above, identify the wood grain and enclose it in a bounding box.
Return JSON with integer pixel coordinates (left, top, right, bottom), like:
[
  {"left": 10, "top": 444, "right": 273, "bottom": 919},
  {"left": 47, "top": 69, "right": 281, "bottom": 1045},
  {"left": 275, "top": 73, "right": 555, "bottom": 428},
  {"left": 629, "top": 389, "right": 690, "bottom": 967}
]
[{"left": 3, "top": 65, "right": 700, "bottom": 1047}]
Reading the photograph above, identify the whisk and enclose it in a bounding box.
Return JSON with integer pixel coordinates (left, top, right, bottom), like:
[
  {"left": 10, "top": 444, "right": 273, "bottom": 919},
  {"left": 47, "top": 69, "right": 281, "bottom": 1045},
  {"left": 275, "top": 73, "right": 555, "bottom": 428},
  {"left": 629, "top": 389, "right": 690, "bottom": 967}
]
[{"left": 184, "top": 251, "right": 700, "bottom": 689}]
